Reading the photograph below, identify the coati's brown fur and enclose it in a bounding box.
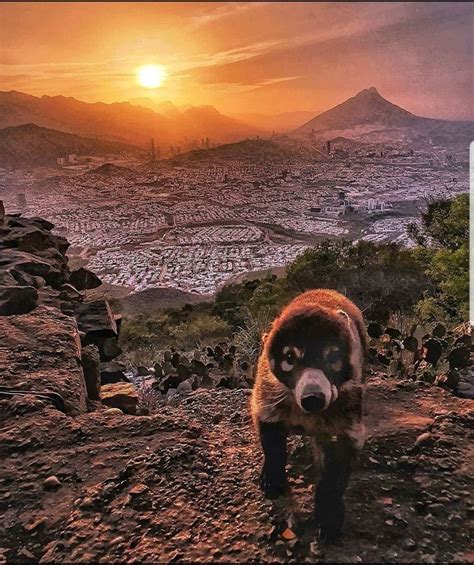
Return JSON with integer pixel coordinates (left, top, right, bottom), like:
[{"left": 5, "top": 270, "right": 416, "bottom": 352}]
[{"left": 251, "top": 289, "right": 368, "bottom": 541}]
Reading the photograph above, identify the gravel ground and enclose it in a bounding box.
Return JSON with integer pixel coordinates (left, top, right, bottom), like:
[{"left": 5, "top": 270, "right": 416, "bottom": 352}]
[{"left": 0, "top": 374, "right": 473, "bottom": 563}]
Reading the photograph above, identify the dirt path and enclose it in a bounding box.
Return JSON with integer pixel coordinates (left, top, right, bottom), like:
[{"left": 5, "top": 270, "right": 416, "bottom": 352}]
[{"left": 1, "top": 375, "right": 472, "bottom": 563}]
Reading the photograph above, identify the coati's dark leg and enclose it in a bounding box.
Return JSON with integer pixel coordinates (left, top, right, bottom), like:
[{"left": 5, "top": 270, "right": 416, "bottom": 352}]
[
  {"left": 258, "top": 420, "right": 288, "bottom": 499},
  {"left": 314, "top": 436, "right": 357, "bottom": 542}
]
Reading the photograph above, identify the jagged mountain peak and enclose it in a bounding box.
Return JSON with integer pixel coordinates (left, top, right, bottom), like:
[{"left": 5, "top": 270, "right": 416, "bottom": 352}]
[{"left": 295, "top": 87, "right": 420, "bottom": 134}]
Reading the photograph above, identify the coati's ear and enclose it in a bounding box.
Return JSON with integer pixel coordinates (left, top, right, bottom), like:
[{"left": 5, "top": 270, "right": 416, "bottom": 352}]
[{"left": 337, "top": 309, "right": 350, "bottom": 322}]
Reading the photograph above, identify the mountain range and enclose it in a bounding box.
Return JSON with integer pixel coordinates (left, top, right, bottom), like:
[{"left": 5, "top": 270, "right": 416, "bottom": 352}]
[
  {"left": 0, "top": 88, "right": 471, "bottom": 168},
  {"left": 0, "top": 91, "right": 263, "bottom": 147}
]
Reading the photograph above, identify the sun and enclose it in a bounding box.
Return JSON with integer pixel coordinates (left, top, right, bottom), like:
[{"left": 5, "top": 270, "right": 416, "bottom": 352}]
[{"left": 136, "top": 64, "right": 168, "bottom": 88}]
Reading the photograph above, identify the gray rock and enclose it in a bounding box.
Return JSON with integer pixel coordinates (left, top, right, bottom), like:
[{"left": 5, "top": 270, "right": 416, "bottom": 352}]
[
  {"left": 415, "top": 432, "right": 432, "bottom": 448},
  {"left": 100, "top": 361, "right": 128, "bottom": 384},
  {"left": 43, "top": 476, "right": 61, "bottom": 490},
  {"left": 177, "top": 378, "right": 193, "bottom": 395}
]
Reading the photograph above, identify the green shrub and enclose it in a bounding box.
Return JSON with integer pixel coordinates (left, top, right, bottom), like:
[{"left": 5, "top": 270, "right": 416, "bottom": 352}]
[{"left": 171, "top": 313, "right": 231, "bottom": 348}]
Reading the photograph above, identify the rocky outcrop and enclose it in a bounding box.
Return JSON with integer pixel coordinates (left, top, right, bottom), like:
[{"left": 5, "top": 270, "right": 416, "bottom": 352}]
[
  {"left": 0, "top": 205, "right": 122, "bottom": 414},
  {"left": 0, "top": 306, "right": 87, "bottom": 415}
]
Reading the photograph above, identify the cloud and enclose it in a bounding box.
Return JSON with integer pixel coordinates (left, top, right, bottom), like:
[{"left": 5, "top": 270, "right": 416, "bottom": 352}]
[{"left": 187, "top": 2, "right": 267, "bottom": 29}]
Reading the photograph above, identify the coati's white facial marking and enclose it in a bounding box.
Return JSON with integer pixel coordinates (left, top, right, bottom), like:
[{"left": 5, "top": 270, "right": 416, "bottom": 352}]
[
  {"left": 280, "top": 345, "right": 304, "bottom": 372},
  {"left": 294, "top": 347, "right": 304, "bottom": 359},
  {"left": 294, "top": 368, "right": 332, "bottom": 412},
  {"left": 323, "top": 345, "right": 340, "bottom": 358}
]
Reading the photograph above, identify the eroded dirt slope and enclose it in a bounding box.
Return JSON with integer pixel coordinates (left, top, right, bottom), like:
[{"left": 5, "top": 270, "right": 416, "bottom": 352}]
[{"left": 1, "top": 375, "right": 473, "bottom": 563}]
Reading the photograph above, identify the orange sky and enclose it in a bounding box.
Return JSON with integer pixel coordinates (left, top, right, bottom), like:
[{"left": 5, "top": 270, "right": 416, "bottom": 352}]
[{"left": 1, "top": 2, "right": 472, "bottom": 119}]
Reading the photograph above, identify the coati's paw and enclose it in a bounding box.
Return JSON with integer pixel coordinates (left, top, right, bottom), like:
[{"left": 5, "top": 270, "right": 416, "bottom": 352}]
[
  {"left": 260, "top": 467, "right": 288, "bottom": 499},
  {"left": 314, "top": 499, "right": 344, "bottom": 543}
]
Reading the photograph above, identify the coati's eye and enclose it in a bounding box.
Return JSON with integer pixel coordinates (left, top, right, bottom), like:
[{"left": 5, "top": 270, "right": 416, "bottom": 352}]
[
  {"left": 324, "top": 346, "right": 342, "bottom": 372},
  {"left": 327, "top": 350, "right": 339, "bottom": 364},
  {"left": 281, "top": 347, "right": 296, "bottom": 372}
]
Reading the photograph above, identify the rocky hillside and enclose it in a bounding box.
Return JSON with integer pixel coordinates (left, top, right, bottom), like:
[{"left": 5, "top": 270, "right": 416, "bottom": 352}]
[
  {"left": 0, "top": 123, "right": 142, "bottom": 168},
  {"left": 169, "top": 137, "right": 326, "bottom": 166},
  {"left": 0, "top": 208, "right": 472, "bottom": 563}
]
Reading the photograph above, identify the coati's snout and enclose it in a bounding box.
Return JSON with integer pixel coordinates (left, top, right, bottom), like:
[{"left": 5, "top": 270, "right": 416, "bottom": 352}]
[
  {"left": 295, "top": 368, "right": 338, "bottom": 413},
  {"left": 266, "top": 307, "right": 352, "bottom": 413}
]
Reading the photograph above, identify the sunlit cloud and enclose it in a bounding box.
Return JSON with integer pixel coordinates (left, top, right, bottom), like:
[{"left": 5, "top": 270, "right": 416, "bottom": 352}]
[{"left": 187, "top": 2, "right": 268, "bottom": 29}]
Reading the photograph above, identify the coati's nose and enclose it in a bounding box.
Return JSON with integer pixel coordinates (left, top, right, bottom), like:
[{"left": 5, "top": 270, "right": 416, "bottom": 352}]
[{"left": 300, "top": 393, "right": 326, "bottom": 413}]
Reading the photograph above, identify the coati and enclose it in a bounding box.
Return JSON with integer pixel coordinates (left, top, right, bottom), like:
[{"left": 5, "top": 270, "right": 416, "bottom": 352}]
[{"left": 251, "top": 289, "right": 368, "bottom": 542}]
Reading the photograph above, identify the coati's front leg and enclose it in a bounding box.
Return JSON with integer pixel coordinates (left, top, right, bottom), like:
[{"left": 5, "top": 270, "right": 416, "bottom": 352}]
[
  {"left": 258, "top": 420, "right": 288, "bottom": 499},
  {"left": 314, "top": 436, "right": 357, "bottom": 542}
]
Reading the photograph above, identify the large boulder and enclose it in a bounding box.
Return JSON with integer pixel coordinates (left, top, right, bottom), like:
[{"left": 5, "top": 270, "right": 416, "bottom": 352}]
[
  {"left": 0, "top": 285, "right": 38, "bottom": 315},
  {"left": 101, "top": 382, "right": 138, "bottom": 415},
  {"left": 100, "top": 361, "right": 128, "bottom": 384},
  {"left": 74, "top": 300, "right": 121, "bottom": 361},
  {"left": 81, "top": 345, "right": 101, "bottom": 400},
  {"left": 0, "top": 305, "right": 87, "bottom": 415},
  {"left": 69, "top": 267, "right": 102, "bottom": 291},
  {"left": 74, "top": 300, "right": 118, "bottom": 335},
  {"left": 0, "top": 248, "right": 68, "bottom": 289}
]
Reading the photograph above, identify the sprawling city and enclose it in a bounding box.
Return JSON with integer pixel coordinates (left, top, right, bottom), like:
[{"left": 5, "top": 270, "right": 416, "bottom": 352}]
[{"left": 1, "top": 141, "right": 468, "bottom": 296}]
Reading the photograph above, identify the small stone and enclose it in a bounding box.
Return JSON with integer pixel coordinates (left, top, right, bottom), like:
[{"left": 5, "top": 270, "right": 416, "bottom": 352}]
[
  {"left": 79, "top": 497, "right": 95, "bottom": 509},
  {"left": 103, "top": 408, "right": 123, "bottom": 416},
  {"left": 427, "top": 503, "right": 444, "bottom": 516},
  {"left": 281, "top": 528, "right": 297, "bottom": 541},
  {"left": 43, "top": 476, "right": 61, "bottom": 490},
  {"left": 24, "top": 517, "right": 46, "bottom": 531},
  {"left": 415, "top": 432, "right": 432, "bottom": 448},
  {"left": 129, "top": 483, "right": 148, "bottom": 496},
  {"left": 403, "top": 538, "right": 417, "bottom": 550},
  {"left": 18, "top": 548, "right": 35, "bottom": 560}
]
